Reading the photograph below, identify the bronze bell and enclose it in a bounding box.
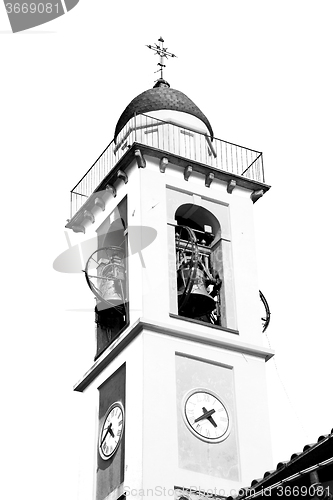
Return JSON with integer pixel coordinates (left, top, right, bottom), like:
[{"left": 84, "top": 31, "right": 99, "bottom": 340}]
[
  {"left": 97, "top": 250, "right": 125, "bottom": 307},
  {"left": 178, "top": 265, "right": 216, "bottom": 317}
]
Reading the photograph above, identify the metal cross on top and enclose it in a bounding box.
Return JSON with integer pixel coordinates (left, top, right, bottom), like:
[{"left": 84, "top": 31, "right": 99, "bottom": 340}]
[{"left": 146, "top": 37, "right": 177, "bottom": 80}]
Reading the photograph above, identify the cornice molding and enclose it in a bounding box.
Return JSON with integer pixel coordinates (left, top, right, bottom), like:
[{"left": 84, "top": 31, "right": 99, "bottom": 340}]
[{"left": 73, "top": 318, "right": 274, "bottom": 392}]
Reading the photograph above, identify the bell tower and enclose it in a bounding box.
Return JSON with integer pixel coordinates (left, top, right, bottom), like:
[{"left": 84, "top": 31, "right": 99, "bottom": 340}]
[{"left": 68, "top": 39, "right": 273, "bottom": 500}]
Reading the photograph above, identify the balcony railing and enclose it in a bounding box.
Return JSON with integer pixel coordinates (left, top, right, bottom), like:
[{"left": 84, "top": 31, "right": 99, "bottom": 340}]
[{"left": 70, "top": 114, "right": 265, "bottom": 217}]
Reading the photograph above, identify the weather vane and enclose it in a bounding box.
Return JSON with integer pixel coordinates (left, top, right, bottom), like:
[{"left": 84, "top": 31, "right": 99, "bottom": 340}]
[{"left": 146, "top": 37, "right": 177, "bottom": 80}]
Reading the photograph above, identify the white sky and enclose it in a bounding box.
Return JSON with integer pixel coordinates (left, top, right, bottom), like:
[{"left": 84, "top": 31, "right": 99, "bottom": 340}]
[{"left": 1, "top": 1, "right": 332, "bottom": 499}]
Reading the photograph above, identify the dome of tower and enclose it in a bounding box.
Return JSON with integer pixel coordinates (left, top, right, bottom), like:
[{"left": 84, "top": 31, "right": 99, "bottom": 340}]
[{"left": 114, "top": 79, "right": 214, "bottom": 141}]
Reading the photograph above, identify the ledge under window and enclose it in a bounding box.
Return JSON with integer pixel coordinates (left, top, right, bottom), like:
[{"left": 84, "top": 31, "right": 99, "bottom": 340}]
[{"left": 169, "top": 313, "right": 239, "bottom": 335}]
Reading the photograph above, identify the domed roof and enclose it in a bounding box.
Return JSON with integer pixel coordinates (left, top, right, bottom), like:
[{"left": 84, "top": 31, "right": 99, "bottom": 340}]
[{"left": 114, "top": 79, "right": 214, "bottom": 141}]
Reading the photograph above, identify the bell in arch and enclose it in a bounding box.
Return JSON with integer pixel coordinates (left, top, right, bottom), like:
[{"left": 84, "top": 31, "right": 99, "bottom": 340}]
[
  {"left": 178, "top": 264, "right": 216, "bottom": 318},
  {"left": 96, "top": 247, "right": 126, "bottom": 310},
  {"left": 85, "top": 246, "right": 127, "bottom": 312}
]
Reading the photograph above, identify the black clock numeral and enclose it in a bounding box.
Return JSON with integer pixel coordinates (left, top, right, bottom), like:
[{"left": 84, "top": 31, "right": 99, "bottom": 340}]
[
  {"left": 117, "top": 429, "right": 122, "bottom": 436},
  {"left": 118, "top": 419, "right": 123, "bottom": 426}
]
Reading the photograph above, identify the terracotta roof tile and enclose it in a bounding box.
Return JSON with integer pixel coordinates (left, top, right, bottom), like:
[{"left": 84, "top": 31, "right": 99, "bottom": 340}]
[{"left": 227, "top": 429, "right": 333, "bottom": 499}]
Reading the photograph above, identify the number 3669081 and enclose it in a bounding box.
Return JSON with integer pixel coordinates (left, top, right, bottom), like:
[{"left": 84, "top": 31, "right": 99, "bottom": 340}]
[{"left": 5, "top": 3, "right": 60, "bottom": 14}]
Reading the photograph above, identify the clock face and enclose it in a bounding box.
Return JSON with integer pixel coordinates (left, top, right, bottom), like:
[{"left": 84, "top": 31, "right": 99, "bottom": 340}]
[
  {"left": 183, "top": 389, "right": 230, "bottom": 443},
  {"left": 99, "top": 402, "right": 124, "bottom": 460}
]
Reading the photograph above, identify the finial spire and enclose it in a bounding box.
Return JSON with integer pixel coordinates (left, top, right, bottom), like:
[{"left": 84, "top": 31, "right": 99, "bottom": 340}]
[{"left": 146, "top": 36, "right": 177, "bottom": 81}]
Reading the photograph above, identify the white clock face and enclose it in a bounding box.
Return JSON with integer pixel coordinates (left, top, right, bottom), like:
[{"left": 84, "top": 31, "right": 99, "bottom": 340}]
[
  {"left": 183, "top": 389, "right": 230, "bottom": 443},
  {"left": 99, "top": 402, "right": 124, "bottom": 460}
]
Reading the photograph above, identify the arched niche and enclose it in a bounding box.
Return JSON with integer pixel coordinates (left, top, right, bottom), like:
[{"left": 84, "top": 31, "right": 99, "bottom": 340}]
[
  {"left": 93, "top": 197, "right": 129, "bottom": 359},
  {"left": 166, "top": 186, "right": 237, "bottom": 332},
  {"left": 175, "top": 203, "right": 221, "bottom": 244},
  {"left": 174, "top": 203, "right": 227, "bottom": 327}
]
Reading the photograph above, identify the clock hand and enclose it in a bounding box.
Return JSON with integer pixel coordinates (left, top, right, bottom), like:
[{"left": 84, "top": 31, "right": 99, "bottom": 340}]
[
  {"left": 100, "top": 423, "right": 114, "bottom": 447},
  {"left": 194, "top": 407, "right": 216, "bottom": 423},
  {"left": 206, "top": 414, "right": 217, "bottom": 428}
]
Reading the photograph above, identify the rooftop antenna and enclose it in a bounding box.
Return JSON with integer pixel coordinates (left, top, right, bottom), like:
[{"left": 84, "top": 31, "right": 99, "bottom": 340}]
[{"left": 146, "top": 36, "right": 177, "bottom": 80}]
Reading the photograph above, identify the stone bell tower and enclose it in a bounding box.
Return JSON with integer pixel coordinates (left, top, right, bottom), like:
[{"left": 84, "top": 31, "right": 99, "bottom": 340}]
[{"left": 67, "top": 38, "right": 273, "bottom": 500}]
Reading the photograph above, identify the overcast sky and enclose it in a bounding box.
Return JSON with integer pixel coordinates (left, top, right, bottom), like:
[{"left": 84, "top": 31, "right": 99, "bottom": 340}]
[{"left": 1, "top": 1, "right": 332, "bottom": 499}]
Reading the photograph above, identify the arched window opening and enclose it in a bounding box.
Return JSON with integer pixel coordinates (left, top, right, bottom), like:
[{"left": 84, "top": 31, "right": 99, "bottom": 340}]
[
  {"left": 174, "top": 204, "right": 226, "bottom": 327},
  {"left": 85, "top": 197, "right": 129, "bottom": 359}
]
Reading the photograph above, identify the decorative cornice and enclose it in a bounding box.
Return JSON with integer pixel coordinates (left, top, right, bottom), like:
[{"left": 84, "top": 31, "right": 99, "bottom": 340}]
[
  {"left": 73, "top": 318, "right": 274, "bottom": 392},
  {"left": 66, "top": 144, "right": 270, "bottom": 232}
]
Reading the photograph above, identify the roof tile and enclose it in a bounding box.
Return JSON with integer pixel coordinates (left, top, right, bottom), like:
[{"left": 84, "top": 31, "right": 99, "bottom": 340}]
[{"left": 114, "top": 86, "right": 214, "bottom": 141}]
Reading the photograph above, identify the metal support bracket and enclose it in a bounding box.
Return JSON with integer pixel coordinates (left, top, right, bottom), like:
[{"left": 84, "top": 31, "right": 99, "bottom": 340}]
[
  {"left": 83, "top": 210, "right": 95, "bottom": 224},
  {"left": 159, "top": 157, "right": 168, "bottom": 173},
  {"left": 205, "top": 172, "right": 214, "bottom": 187},
  {"left": 251, "top": 189, "right": 264, "bottom": 203},
  {"left": 72, "top": 224, "right": 85, "bottom": 234},
  {"left": 94, "top": 197, "right": 105, "bottom": 211},
  {"left": 135, "top": 149, "right": 146, "bottom": 168},
  {"left": 184, "top": 165, "right": 192, "bottom": 181},
  {"left": 227, "top": 179, "right": 236, "bottom": 193},
  {"left": 106, "top": 184, "right": 117, "bottom": 197},
  {"left": 117, "top": 170, "right": 128, "bottom": 184}
]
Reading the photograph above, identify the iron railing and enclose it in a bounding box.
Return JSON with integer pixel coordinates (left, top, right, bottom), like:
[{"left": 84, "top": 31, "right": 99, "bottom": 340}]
[{"left": 70, "top": 114, "right": 265, "bottom": 217}]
